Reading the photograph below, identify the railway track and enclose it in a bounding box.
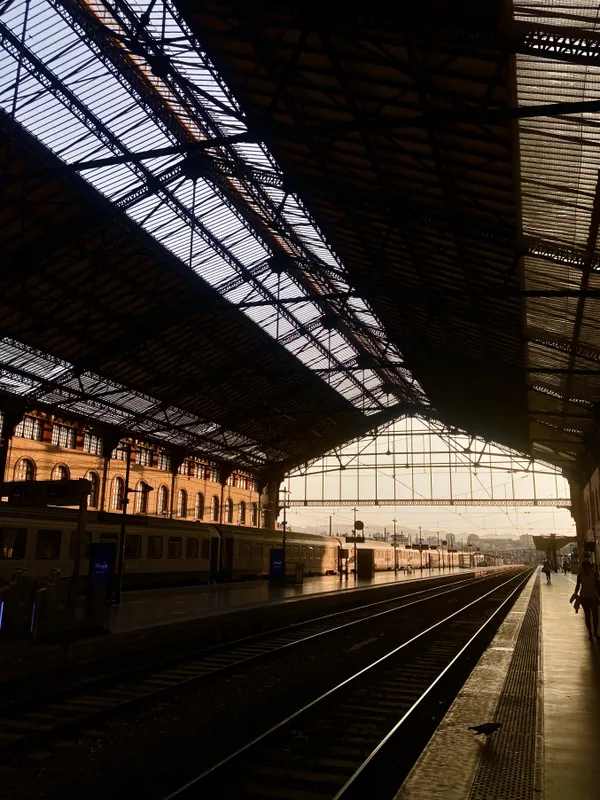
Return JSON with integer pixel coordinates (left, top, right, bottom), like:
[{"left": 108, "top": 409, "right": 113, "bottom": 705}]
[
  {"left": 0, "top": 572, "right": 500, "bottom": 756},
  {"left": 163, "top": 569, "right": 532, "bottom": 800}
]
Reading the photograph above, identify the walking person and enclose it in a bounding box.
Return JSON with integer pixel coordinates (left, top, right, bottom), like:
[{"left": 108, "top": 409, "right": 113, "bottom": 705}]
[
  {"left": 574, "top": 560, "right": 600, "bottom": 642},
  {"left": 562, "top": 557, "right": 570, "bottom": 575},
  {"left": 542, "top": 558, "right": 552, "bottom": 584}
]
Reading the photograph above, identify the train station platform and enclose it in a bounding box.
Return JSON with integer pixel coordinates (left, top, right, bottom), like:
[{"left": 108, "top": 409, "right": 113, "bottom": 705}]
[
  {"left": 395, "top": 570, "right": 600, "bottom": 800},
  {"left": 0, "top": 567, "right": 472, "bottom": 687},
  {"left": 112, "top": 566, "right": 465, "bottom": 633}
]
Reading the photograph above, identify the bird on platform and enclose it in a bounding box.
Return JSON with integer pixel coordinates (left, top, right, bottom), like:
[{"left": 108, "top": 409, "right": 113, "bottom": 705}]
[{"left": 468, "top": 722, "right": 502, "bottom": 738}]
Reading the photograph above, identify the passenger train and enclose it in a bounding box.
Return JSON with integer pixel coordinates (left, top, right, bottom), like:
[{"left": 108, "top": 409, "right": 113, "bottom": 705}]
[{"left": 0, "top": 506, "right": 481, "bottom": 589}]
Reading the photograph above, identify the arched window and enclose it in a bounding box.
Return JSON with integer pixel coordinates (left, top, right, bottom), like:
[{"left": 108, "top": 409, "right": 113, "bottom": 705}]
[
  {"left": 14, "top": 458, "right": 35, "bottom": 482},
  {"left": 195, "top": 492, "right": 204, "bottom": 520},
  {"left": 111, "top": 476, "right": 125, "bottom": 510},
  {"left": 177, "top": 489, "right": 188, "bottom": 517},
  {"left": 134, "top": 481, "right": 150, "bottom": 514},
  {"left": 157, "top": 485, "right": 169, "bottom": 516},
  {"left": 252, "top": 502, "right": 259, "bottom": 527},
  {"left": 51, "top": 464, "right": 70, "bottom": 481},
  {"left": 211, "top": 495, "right": 219, "bottom": 522},
  {"left": 86, "top": 471, "right": 100, "bottom": 508},
  {"left": 226, "top": 497, "right": 234, "bottom": 524},
  {"left": 239, "top": 501, "right": 246, "bottom": 525}
]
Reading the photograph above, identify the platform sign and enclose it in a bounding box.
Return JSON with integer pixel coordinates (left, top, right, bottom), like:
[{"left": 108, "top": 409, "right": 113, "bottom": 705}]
[
  {"left": 1, "top": 479, "right": 90, "bottom": 507},
  {"left": 88, "top": 542, "right": 116, "bottom": 588},
  {"left": 270, "top": 548, "right": 285, "bottom": 578}
]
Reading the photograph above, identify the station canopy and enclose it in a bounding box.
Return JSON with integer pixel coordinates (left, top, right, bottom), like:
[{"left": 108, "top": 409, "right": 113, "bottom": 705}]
[{"left": 1, "top": 0, "right": 599, "bottom": 475}]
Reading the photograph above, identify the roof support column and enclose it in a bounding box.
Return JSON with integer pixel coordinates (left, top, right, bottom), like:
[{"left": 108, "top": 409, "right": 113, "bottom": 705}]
[
  {"left": 568, "top": 478, "right": 589, "bottom": 564},
  {"left": 0, "top": 398, "right": 26, "bottom": 483}
]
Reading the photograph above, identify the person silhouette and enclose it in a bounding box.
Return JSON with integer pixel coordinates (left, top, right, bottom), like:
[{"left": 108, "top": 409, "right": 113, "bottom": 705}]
[
  {"left": 575, "top": 560, "right": 600, "bottom": 642},
  {"left": 542, "top": 559, "right": 552, "bottom": 584}
]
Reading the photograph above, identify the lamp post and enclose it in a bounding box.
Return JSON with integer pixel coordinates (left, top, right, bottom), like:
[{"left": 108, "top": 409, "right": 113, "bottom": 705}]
[
  {"left": 393, "top": 518, "right": 398, "bottom": 573},
  {"left": 419, "top": 525, "right": 423, "bottom": 571},
  {"left": 115, "top": 445, "right": 153, "bottom": 605}
]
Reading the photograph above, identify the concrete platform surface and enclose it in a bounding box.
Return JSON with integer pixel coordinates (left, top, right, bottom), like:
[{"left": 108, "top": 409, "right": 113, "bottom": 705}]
[
  {"left": 542, "top": 572, "right": 600, "bottom": 800},
  {"left": 395, "top": 570, "right": 600, "bottom": 800},
  {"left": 112, "top": 567, "right": 466, "bottom": 633}
]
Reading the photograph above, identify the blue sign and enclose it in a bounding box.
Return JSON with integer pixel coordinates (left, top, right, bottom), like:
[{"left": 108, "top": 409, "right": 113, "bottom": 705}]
[
  {"left": 89, "top": 542, "right": 116, "bottom": 587},
  {"left": 270, "top": 548, "right": 285, "bottom": 578}
]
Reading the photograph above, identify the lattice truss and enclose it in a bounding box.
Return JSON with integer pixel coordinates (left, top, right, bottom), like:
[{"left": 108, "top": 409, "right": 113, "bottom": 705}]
[
  {"left": 0, "top": 0, "right": 427, "bottom": 471},
  {"left": 287, "top": 416, "right": 571, "bottom": 507}
]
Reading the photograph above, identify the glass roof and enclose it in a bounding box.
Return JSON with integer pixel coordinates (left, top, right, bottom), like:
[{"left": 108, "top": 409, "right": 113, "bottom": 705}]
[{"left": 0, "top": 0, "right": 428, "bottom": 416}]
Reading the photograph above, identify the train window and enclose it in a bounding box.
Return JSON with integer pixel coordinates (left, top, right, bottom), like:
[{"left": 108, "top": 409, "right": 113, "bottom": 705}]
[
  {"left": 168, "top": 537, "right": 182, "bottom": 559},
  {"left": 201, "top": 538, "right": 210, "bottom": 560},
  {"left": 241, "top": 542, "right": 252, "bottom": 558},
  {"left": 185, "top": 538, "right": 199, "bottom": 559},
  {"left": 147, "top": 536, "right": 163, "bottom": 559},
  {"left": 125, "top": 535, "right": 142, "bottom": 559},
  {"left": 36, "top": 530, "right": 62, "bottom": 559},
  {"left": 0, "top": 528, "right": 27, "bottom": 560},
  {"left": 100, "top": 533, "right": 118, "bottom": 542},
  {"left": 252, "top": 544, "right": 262, "bottom": 558},
  {"left": 301, "top": 546, "right": 307, "bottom": 559},
  {"left": 69, "top": 531, "right": 91, "bottom": 559}
]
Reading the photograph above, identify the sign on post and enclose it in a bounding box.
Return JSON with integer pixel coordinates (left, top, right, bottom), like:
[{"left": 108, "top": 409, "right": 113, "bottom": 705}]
[{"left": 1, "top": 479, "right": 91, "bottom": 507}]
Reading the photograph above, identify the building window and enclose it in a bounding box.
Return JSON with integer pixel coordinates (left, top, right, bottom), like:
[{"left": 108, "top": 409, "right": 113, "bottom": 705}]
[
  {"left": 51, "top": 424, "right": 76, "bottom": 449},
  {"left": 178, "top": 460, "right": 190, "bottom": 476},
  {"left": 14, "top": 458, "right": 35, "bottom": 482},
  {"left": 157, "top": 453, "right": 171, "bottom": 471},
  {"left": 209, "top": 467, "right": 219, "bottom": 483},
  {"left": 51, "top": 464, "right": 70, "bottom": 481},
  {"left": 112, "top": 445, "right": 128, "bottom": 461},
  {"left": 14, "top": 416, "right": 44, "bottom": 441},
  {"left": 111, "top": 476, "right": 125, "bottom": 510},
  {"left": 252, "top": 503, "right": 259, "bottom": 527},
  {"left": 211, "top": 495, "right": 219, "bottom": 521},
  {"left": 193, "top": 463, "right": 206, "bottom": 479},
  {"left": 195, "top": 492, "right": 204, "bottom": 520},
  {"left": 226, "top": 497, "right": 234, "bottom": 524},
  {"left": 157, "top": 485, "right": 169, "bottom": 515},
  {"left": 177, "top": 489, "right": 188, "bottom": 517},
  {"left": 134, "top": 481, "right": 150, "bottom": 513},
  {"left": 136, "top": 447, "right": 152, "bottom": 467},
  {"left": 239, "top": 501, "right": 246, "bottom": 525},
  {"left": 168, "top": 537, "right": 182, "bottom": 559},
  {"left": 86, "top": 471, "right": 100, "bottom": 508},
  {"left": 83, "top": 433, "right": 103, "bottom": 456}
]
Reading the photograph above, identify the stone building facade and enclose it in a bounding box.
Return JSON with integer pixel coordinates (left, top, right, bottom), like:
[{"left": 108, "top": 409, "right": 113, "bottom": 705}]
[{"left": 3, "top": 412, "right": 262, "bottom": 526}]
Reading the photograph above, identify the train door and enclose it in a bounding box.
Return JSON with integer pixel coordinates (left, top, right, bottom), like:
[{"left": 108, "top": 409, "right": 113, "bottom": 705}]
[
  {"left": 221, "top": 536, "right": 234, "bottom": 580},
  {"left": 209, "top": 537, "right": 219, "bottom": 582}
]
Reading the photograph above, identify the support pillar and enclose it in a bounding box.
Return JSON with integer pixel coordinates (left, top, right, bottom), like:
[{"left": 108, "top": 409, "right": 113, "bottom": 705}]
[
  {"left": 218, "top": 464, "right": 233, "bottom": 524},
  {"left": 169, "top": 448, "right": 187, "bottom": 519},
  {"left": 260, "top": 476, "right": 281, "bottom": 530},
  {"left": 569, "top": 478, "right": 589, "bottom": 564},
  {"left": 0, "top": 398, "right": 26, "bottom": 483},
  {"left": 98, "top": 429, "right": 123, "bottom": 512}
]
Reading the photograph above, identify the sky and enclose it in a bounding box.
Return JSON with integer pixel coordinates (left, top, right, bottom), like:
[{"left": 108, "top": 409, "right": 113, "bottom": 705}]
[{"left": 284, "top": 417, "right": 576, "bottom": 540}]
